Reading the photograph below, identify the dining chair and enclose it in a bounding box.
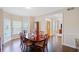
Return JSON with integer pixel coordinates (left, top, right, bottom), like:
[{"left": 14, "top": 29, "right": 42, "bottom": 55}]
[
  {"left": 34, "top": 40, "right": 45, "bottom": 52},
  {"left": 24, "top": 38, "right": 34, "bottom": 52},
  {"left": 44, "top": 34, "right": 49, "bottom": 52},
  {"left": 34, "top": 34, "right": 48, "bottom": 52},
  {"left": 19, "top": 32, "right": 27, "bottom": 52}
]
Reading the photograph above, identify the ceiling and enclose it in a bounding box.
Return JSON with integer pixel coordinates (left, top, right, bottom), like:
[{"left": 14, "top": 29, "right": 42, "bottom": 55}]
[{"left": 1, "top": 7, "right": 65, "bottom": 16}]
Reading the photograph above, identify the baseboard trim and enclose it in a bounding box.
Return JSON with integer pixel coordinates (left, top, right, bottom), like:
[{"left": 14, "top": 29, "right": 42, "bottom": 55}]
[{"left": 62, "top": 45, "right": 77, "bottom": 52}]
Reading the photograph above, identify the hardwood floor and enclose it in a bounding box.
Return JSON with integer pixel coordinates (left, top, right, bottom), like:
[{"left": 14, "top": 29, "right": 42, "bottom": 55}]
[
  {"left": 3, "top": 36, "right": 63, "bottom": 52},
  {"left": 3, "top": 39, "right": 21, "bottom": 52}
]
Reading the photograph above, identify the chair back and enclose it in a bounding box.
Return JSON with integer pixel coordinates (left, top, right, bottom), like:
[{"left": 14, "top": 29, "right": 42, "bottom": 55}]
[
  {"left": 44, "top": 34, "right": 48, "bottom": 45},
  {"left": 44, "top": 34, "right": 49, "bottom": 51},
  {"left": 19, "top": 32, "right": 26, "bottom": 43},
  {"left": 34, "top": 34, "right": 48, "bottom": 52}
]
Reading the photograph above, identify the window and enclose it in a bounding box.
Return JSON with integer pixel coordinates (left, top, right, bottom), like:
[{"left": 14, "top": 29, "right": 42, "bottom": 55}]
[
  {"left": 53, "top": 20, "right": 57, "bottom": 35},
  {"left": 23, "top": 17, "right": 29, "bottom": 32},
  {"left": 12, "top": 20, "right": 21, "bottom": 34},
  {"left": 3, "top": 16, "right": 11, "bottom": 43}
]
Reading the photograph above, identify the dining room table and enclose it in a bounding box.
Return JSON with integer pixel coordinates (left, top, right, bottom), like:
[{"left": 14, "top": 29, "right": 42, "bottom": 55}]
[{"left": 24, "top": 32, "right": 48, "bottom": 52}]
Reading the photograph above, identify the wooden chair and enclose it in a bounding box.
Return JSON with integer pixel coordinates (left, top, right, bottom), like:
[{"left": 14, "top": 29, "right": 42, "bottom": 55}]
[
  {"left": 24, "top": 38, "right": 34, "bottom": 52},
  {"left": 34, "top": 34, "right": 48, "bottom": 52},
  {"left": 44, "top": 34, "right": 48, "bottom": 52},
  {"left": 34, "top": 40, "right": 45, "bottom": 52},
  {"left": 19, "top": 32, "right": 27, "bottom": 52}
]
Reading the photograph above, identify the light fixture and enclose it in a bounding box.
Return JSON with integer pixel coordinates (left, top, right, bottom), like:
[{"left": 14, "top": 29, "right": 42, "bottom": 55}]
[{"left": 25, "top": 7, "right": 31, "bottom": 9}]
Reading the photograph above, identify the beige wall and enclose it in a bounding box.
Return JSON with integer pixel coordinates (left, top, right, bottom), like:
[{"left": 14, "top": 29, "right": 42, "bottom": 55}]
[
  {"left": 35, "top": 16, "right": 45, "bottom": 32},
  {"left": 63, "top": 8, "right": 79, "bottom": 48},
  {"left": 36, "top": 16, "right": 46, "bottom": 34},
  {"left": 36, "top": 16, "right": 53, "bottom": 36},
  {"left": 29, "top": 16, "right": 35, "bottom": 32}
]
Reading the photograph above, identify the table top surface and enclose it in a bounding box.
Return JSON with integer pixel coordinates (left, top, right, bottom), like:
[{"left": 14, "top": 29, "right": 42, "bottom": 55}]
[{"left": 25, "top": 33, "right": 46, "bottom": 41}]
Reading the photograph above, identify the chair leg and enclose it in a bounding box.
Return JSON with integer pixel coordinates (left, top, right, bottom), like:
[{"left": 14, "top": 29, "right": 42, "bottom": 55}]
[
  {"left": 26, "top": 46, "right": 29, "bottom": 52},
  {"left": 20, "top": 42, "right": 23, "bottom": 51},
  {"left": 46, "top": 47, "right": 48, "bottom": 52},
  {"left": 42, "top": 45, "right": 48, "bottom": 52},
  {"left": 41, "top": 47, "right": 45, "bottom": 52},
  {"left": 24, "top": 44, "right": 28, "bottom": 52},
  {"left": 45, "top": 46, "right": 48, "bottom": 52},
  {"left": 20, "top": 42, "right": 25, "bottom": 52},
  {"left": 23, "top": 45, "right": 29, "bottom": 52}
]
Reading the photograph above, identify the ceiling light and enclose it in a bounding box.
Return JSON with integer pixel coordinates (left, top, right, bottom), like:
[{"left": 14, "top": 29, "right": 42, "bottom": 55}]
[{"left": 25, "top": 7, "right": 31, "bottom": 9}]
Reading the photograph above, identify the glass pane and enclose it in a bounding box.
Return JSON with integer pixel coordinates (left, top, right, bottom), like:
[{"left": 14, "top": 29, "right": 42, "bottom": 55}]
[
  {"left": 3, "top": 16, "right": 11, "bottom": 43},
  {"left": 23, "top": 17, "right": 29, "bottom": 31},
  {"left": 12, "top": 20, "right": 21, "bottom": 34}
]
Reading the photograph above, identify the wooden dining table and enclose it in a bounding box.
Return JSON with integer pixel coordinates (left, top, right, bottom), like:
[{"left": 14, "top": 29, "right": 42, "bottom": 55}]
[{"left": 24, "top": 33, "right": 47, "bottom": 52}]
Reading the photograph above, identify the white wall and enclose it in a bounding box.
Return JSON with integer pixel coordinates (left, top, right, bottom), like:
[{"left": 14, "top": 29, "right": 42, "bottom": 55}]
[
  {"left": 63, "top": 8, "right": 79, "bottom": 48},
  {"left": 36, "top": 13, "right": 63, "bottom": 35},
  {"left": 35, "top": 16, "right": 47, "bottom": 33}
]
